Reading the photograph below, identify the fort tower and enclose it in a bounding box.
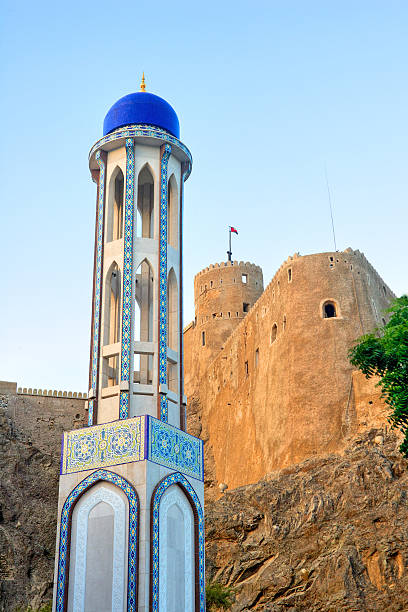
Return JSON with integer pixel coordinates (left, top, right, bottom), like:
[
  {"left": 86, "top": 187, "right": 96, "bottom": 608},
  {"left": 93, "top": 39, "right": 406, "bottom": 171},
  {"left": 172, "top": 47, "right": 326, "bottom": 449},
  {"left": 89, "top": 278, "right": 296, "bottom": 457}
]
[{"left": 53, "top": 82, "right": 205, "bottom": 611}]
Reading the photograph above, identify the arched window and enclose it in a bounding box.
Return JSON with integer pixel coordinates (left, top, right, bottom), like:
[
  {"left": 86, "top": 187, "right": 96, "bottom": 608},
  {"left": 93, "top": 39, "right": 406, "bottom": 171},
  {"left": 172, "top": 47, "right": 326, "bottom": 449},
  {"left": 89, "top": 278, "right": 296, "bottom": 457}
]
[
  {"left": 167, "top": 175, "right": 178, "bottom": 250},
  {"left": 167, "top": 269, "right": 178, "bottom": 351},
  {"left": 134, "top": 259, "right": 154, "bottom": 385},
  {"left": 323, "top": 301, "right": 337, "bottom": 318},
  {"left": 137, "top": 165, "right": 154, "bottom": 238},
  {"left": 103, "top": 264, "right": 120, "bottom": 387},
  {"left": 271, "top": 323, "right": 277, "bottom": 343},
  {"left": 167, "top": 269, "right": 178, "bottom": 394},
  {"left": 107, "top": 167, "right": 124, "bottom": 242}
]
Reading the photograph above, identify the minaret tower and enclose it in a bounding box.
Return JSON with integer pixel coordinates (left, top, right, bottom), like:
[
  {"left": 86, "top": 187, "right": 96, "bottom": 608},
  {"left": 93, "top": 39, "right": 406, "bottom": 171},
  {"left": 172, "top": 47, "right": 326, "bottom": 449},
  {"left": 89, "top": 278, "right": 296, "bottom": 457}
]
[{"left": 53, "top": 79, "right": 205, "bottom": 612}]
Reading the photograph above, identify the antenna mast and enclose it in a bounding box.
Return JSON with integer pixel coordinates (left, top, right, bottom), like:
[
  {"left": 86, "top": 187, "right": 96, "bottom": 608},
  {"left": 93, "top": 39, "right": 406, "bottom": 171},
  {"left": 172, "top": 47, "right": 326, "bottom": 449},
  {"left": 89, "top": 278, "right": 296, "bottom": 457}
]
[{"left": 324, "top": 166, "right": 337, "bottom": 252}]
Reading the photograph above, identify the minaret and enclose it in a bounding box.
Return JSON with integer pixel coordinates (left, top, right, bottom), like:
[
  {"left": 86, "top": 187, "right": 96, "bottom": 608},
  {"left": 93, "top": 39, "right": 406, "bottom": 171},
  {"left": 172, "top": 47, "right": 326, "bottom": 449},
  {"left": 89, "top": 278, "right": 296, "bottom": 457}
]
[{"left": 53, "top": 78, "right": 205, "bottom": 612}]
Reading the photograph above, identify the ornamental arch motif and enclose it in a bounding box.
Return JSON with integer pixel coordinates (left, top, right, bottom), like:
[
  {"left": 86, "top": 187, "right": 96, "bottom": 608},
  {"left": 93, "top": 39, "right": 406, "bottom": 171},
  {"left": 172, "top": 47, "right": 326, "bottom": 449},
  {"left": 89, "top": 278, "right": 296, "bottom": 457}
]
[
  {"left": 55, "top": 469, "right": 139, "bottom": 612},
  {"left": 150, "top": 471, "right": 205, "bottom": 612}
]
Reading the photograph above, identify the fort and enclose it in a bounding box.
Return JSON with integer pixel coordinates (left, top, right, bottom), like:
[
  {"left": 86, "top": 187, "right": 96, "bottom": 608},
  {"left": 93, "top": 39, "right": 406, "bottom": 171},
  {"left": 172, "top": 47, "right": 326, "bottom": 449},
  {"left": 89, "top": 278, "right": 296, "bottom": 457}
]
[{"left": 184, "top": 248, "right": 394, "bottom": 492}]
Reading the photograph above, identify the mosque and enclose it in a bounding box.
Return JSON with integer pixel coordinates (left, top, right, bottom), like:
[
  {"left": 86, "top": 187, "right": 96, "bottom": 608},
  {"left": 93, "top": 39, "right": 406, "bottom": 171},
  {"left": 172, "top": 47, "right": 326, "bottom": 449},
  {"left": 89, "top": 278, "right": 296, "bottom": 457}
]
[{"left": 52, "top": 77, "right": 205, "bottom": 612}]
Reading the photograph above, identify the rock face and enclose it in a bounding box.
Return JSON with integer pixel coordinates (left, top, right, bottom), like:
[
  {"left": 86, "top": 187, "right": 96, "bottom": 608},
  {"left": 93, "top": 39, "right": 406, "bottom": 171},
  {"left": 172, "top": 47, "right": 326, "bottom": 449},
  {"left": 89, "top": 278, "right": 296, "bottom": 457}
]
[
  {"left": 0, "top": 386, "right": 86, "bottom": 611},
  {"left": 205, "top": 428, "right": 408, "bottom": 611}
]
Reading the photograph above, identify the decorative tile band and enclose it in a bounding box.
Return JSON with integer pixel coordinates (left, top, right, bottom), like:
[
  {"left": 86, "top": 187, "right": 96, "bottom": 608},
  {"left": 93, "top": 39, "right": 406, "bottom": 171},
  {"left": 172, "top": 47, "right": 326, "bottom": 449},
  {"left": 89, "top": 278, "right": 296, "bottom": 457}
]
[
  {"left": 120, "top": 138, "right": 135, "bottom": 419},
  {"left": 61, "top": 416, "right": 145, "bottom": 475},
  {"left": 159, "top": 144, "right": 172, "bottom": 422},
  {"left": 60, "top": 416, "right": 203, "bottom": 481},
  {"left": 151, "top": 472, "right": 205, "bottom": 612},
  {"left": 88, "top": 151, "right": 106, "bottom": 426},
  {"left": 56, "top": 469, "right": 139, "bottom": 612},
  {"left": 89, "top": 124, "right": 192, "bottom": 180},
  {"left": 148, "top": 416, "right": 203, "bottom": 481}
]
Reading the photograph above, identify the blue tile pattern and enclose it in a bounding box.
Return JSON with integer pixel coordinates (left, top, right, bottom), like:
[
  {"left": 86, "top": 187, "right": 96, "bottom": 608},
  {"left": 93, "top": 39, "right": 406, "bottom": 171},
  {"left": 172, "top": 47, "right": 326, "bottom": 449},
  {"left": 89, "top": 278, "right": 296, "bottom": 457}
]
[
  {"left": 159, "top": 144, "right": 171, "bottom": 422},
  {"left": 151, "top": 472, "right": 205, "bottom": 612},
  {"left": 88, "top": 151, "right": 106, "bottom": 426},
  {"left": 119, "top": 138, "right": 135, "bottom": 419},
  {"left": 61, "top": 416, "right": 145, "bottom": 474},
  {"left": 56, "top": 470, "right": 139, "bottom": 612},
  {"left": 89, "top": 124, "right": 192, "bottom": 180},
  {"left": 148, "top": 416, "right": 203, "bottom": 481}
]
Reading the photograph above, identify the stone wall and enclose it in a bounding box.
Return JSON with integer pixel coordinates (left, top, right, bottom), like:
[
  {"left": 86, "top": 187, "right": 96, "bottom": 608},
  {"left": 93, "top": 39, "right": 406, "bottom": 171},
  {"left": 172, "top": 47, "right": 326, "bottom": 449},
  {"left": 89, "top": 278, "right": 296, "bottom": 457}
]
[
  {"left": 184, "top": 249, "right": 395, "bottom": 493},
  {"left": 0, "top": 381, "right": 86, "bottom": 611}
]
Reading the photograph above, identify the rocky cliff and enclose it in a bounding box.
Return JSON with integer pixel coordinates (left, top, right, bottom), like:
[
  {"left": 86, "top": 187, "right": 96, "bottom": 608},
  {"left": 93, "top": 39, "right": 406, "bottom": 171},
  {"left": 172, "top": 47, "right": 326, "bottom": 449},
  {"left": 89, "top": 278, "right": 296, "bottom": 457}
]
[
  {"left": 1, "top": 386, "right": 408, "bottom": 611},
  {"left": 205, "top": 428, "right": 408, "bottom": 611}
]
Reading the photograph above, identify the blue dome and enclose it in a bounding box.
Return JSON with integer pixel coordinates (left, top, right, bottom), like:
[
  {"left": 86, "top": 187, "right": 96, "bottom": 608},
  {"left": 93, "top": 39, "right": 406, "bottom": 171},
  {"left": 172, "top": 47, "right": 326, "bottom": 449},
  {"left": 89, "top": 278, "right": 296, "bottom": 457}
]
[{"left": 103, "top": 91, "right": 180, "bottom": 138}]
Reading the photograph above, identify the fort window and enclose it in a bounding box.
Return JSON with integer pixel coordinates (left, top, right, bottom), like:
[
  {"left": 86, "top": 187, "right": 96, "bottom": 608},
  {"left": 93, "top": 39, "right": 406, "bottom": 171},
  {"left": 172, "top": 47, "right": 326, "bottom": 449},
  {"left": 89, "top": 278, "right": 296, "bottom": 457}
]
[
  {"left": 288, "top": 268, "right": 292, "bottom": 282},
  {"left": 383, "top": 285, "right": 386, "bottom": 296},
  {"left": 271, "top": 323, "right": 277, "bottom": 343},
  {"left": 283, "top": 314, "right": 287, "bottom": 330},
  {"left": 137, "top": 165, "right": 154, "bottom": 238},
  {"left": 236, "top": 312, "right": 239, "bottom": 317},
  {"left": 212, "top": 313, "right": 216, "bottom": 318},
  {"left": 255, "top": 348, "right": 259, "bottom": 368},
  {"left": 245, "top": 361, "right": 249, "bottom": 377},
  {"left": 242, "top": 274, "right": 248, "bottom": 284},
  {"left": 243, "top": 303, "right": 249, "bottom": 313},
  {"left": 329, "top": 256, "right": 334, "bottom": 262},
  {"left": 202, "top": 331, "right": 206, "bottom": 346},
  {"left": 323, "top": 301, "right": 337, "bottom": 318},
  {"left": 228, "top": 312, "right": 231, "bottom": 318},
  {"left": 210, "top": 281, "right": 213, "bottom": 288}
]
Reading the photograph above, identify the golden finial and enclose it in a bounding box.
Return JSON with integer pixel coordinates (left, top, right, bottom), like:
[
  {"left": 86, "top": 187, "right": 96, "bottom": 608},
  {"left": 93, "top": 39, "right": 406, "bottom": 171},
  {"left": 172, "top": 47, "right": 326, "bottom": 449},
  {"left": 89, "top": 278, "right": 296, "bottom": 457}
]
[{"left": 140, "top": 72, "right": 146, "bottom": 92}]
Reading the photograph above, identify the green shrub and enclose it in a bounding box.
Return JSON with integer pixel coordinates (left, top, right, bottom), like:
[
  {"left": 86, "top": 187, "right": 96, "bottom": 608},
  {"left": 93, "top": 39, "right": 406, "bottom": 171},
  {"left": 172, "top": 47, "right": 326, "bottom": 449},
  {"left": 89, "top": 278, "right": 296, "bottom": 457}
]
[{"left": 206, "top": 581, "right": 234, "bottom": 610}]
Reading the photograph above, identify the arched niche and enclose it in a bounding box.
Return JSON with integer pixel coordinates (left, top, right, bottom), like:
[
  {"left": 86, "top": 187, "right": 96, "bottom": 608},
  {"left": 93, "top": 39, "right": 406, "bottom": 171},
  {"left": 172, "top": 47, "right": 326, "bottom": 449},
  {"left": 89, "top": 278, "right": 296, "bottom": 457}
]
[
  {"left": 134, "top": 259, "right": 154, "bottom": 384},
  {"left": 150, "top": 472, "right": 205, "bottom": 612},
  {"left": 56, "top": 469, "right": 139, "bottom": 612},
  {"left": 167, "top": 174, "right": 178, "bottom": 250},
  {"left": 159, "top": 486, "right": 194, "bottom": 612},
  {"left": 103, "top": 262, "right": 121, "bottom": 387},
  {"left": 67, "top": 483, "right": 127, "bottom": 612},
  {"left": 136, "top": 165, "right": 154, "bottom": 239},
  {"left": 107, "top": 167, "right": 124, "bottom": 242}
]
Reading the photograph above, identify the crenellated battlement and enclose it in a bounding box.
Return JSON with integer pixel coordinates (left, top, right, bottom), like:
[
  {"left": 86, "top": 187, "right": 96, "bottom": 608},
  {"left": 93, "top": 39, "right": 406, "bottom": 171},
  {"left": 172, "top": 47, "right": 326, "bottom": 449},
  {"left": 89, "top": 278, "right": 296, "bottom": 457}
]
[
  {"left": 194, "top": 260, "right": 262, "bottom": 280},
  {"left": 17, "top": 387, "right": 86, "bottom": 399}
]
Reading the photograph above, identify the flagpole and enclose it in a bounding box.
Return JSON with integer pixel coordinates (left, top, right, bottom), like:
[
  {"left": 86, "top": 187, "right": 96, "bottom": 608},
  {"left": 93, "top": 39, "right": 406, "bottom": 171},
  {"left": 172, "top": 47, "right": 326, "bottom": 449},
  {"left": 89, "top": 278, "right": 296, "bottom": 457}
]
[{"left": 227, "top": 227, "right": 232, "bottom": 262}]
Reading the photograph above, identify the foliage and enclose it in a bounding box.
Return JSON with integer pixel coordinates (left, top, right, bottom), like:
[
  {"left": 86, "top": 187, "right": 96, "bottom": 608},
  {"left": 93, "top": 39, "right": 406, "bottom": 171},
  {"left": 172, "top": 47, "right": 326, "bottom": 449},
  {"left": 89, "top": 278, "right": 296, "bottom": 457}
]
[
  {"left": 14, "top": 604, "right": 52, "bottom": 612},
  {"left": 349, "top": 295, "right": 408, "bottom": 457},
  {"left": 206, "top": 581, "right": 235, "bottom": 610}
]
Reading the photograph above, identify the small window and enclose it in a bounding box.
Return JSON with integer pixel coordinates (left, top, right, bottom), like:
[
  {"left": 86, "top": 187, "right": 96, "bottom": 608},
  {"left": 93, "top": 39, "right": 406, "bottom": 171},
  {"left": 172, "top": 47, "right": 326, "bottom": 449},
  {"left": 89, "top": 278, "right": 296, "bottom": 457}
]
[
  {"left": 283, "top": 315, "right": 287, "bottom": 330},
  {"left": 323, "top": 301, "right": 337, "bottom": 318},
  {"left": 245, "top": 360, "right": 249, "bottom": 377},
  {"left": 242, "top": 274, "right": 248, "bottom": 284},
  {"left": 255, "top": 348, "right": 259, "bottom": 368},
  {"left": 271, "top": 323, "right": 277, "bottom": 343},
  {"left": 228, "top": 312, "right": 231, "bottom": 318},
  {"left": 243, "top": 303, "right": 249, "bottom": 313},
  {"left": 288, "top": 268, "right": 292, "bottom": 282},
  {"left": 329, "top": 256, "right": 334, "bottom": 262},
  {"left": 220, "top": 312, "right": 223, "bottom": 317},
  {"left": 220, "top": 278, "right": 223, "bottom": 284},
  {"left": 212, "top": 313, "right": 216, "bottom": 318},
  {"left": 210, "top": 281, "right": 213, "bottom": 288},
  {"left": 236, "top": 312, "right": 239, "bottom": 317},
  {"left": 202, "top": 331, "right": 206, "bottom": 346},
  {"left": 383, "top": 286, "right": 386, "bottom": 296}
]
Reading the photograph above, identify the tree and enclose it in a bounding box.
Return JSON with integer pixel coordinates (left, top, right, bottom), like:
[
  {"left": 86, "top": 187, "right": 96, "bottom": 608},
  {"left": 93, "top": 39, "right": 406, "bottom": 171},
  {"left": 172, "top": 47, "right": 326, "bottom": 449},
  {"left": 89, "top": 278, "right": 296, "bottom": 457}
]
[
  {"left": 349, "top": 295, "right": 408, "bottom": 457},
  {"left": 206, "top": 581, "right": 234, "bottom": 610}
]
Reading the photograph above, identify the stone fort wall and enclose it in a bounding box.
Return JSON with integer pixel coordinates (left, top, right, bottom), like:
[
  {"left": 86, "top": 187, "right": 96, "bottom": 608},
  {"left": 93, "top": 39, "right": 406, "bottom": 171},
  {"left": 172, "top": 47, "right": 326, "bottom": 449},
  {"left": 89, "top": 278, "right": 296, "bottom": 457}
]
[{"left": 184, "top": 249, "right": 395, "bottom": 492}]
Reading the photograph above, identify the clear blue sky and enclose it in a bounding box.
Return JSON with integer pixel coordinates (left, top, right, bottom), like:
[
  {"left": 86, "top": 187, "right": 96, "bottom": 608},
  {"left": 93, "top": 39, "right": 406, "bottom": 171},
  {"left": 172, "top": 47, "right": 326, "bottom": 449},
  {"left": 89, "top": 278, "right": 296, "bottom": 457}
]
[{"left": 1, "top": 1, "right": 407, "bottom": 391}]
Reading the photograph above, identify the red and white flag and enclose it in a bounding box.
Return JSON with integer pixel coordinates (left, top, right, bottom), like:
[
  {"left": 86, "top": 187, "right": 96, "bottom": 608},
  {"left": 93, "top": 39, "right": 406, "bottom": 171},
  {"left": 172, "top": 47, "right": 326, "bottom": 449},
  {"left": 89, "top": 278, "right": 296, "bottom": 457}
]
[{"left": 230, "top": 226, "right": 238, "bottom": 235}]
